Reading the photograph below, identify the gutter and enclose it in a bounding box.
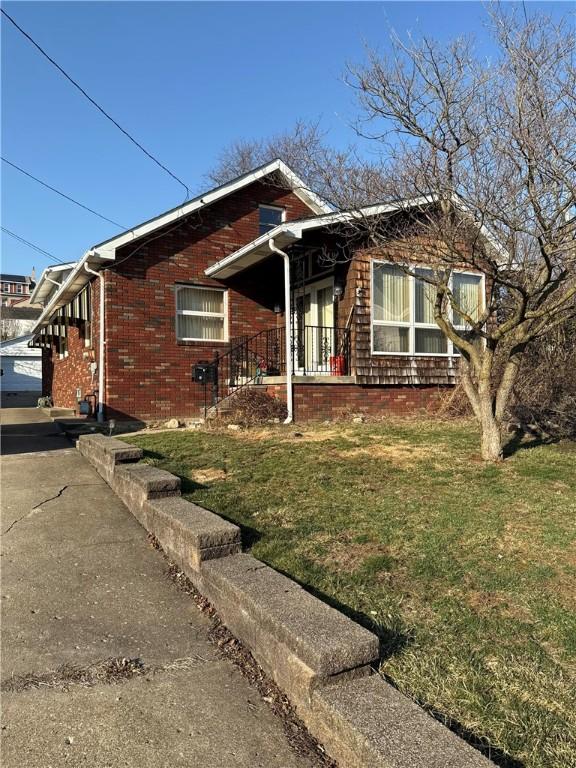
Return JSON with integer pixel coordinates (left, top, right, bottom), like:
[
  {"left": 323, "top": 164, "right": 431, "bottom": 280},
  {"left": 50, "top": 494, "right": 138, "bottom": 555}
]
[
  {"left": 268, "top": 239, "right": 293, "bottom": 424},
  {"left": 84, "top": 264, "right": 105, "bottom": 423}
]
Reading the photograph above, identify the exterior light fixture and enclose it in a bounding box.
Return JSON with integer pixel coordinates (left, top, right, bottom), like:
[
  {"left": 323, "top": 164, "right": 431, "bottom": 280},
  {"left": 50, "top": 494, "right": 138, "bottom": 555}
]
[
  {"left": 273, "top": 302, "right": 283, "bottom": 314},
  {"left": 333, "top": 283, "right": 344, "bottom": 300}
]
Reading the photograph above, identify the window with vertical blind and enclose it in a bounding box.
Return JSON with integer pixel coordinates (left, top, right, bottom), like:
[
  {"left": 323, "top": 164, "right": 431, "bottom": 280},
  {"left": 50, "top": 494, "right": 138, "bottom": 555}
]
[
  {"left": 371, "top": 261, "right": 483, "bottom": 355},
  {"left": 175, "top": 285, "right": 227, "bottom": 342}
]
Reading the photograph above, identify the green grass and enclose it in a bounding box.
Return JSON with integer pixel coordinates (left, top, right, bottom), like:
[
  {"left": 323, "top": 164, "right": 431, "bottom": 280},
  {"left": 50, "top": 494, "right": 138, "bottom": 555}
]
[{"left": 125, "top": 420, "right": 576, "bottom": 768}]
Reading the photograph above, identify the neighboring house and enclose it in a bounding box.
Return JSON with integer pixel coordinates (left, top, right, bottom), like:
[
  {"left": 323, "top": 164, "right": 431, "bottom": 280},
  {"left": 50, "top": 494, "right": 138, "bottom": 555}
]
[
  {"left": 0, "top": 334, "right": 42, "bottom": 407},
  {"left": 0, "top": 272, "right": 35, "bottom": 305},
  {"left": 1, "top": 304, "right": 42, "bottom": 341},
  {"left": 30, "top": 160, "right": 485, "bottom": 422}
]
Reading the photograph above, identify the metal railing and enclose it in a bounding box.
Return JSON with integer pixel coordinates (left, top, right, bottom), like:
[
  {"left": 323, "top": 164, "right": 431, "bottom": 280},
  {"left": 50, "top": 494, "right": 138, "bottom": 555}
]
[
  {"left": 204, "top": 324, "right": 351, "bottom": 414},
  {"left": 293, "top": 325, "right": 350, "bottom": 376}
]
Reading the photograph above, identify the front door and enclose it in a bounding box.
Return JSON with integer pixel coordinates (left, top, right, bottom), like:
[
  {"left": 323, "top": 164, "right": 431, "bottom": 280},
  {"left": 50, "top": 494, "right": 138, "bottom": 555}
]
[{"left": 293, "top": 278, "right": 334, "bottom": 374}]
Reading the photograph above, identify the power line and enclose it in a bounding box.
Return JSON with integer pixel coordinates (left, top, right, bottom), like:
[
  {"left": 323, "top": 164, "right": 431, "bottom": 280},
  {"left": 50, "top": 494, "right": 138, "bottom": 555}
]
[
  {"left": 1, "top": 8, "right": 191, "bottom": 201},
  {"left": 2, "top": 157, "right": 126, "bottom": 229},
  {"left": 1, "top": 227, "right": 66, "bottom": 264}
]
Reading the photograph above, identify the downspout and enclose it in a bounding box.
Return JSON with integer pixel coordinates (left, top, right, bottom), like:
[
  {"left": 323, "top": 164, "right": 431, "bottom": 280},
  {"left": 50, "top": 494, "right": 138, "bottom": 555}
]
[
  {"left": 84, "top": 263, "right": 105, "bottom": 423},
  {"left": 268, "top": 239, "right": 293, "bottom": 424}
]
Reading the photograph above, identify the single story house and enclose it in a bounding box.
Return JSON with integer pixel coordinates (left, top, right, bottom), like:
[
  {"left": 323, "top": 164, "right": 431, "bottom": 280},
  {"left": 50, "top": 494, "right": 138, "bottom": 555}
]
[
  {"left": 0, "top": 333, "right": 42, "bottom": 407},
  {"left": 30, "top": 159, "right": 487, "bottom": 422}
]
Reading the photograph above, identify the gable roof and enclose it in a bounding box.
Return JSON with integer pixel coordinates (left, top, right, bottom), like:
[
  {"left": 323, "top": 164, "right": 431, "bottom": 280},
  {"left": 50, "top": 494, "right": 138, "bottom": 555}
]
[
  {"left": 0, "top": 334, "right": 40, "bottom": 356},
  {"left": 205, "top": 197, "right": 435, "bottom": 278},
  {"left": 31, "top": 160, "right": 331, "bottom": 334},
  {"left": 205, "top": 194, "right": 509, "bottom": 279},
  {"left": 92, "top": 158, "right": 331, "bottom": 256},
  {"left": 0, "top": 274, "right": 29, "bottom": 283}
]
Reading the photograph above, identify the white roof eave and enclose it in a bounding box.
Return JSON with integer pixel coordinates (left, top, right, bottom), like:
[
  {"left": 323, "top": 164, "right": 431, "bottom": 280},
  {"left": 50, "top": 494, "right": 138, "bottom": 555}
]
[
  {"left": 31, "top": 249, "right": 114, "bottom": 334},
  {"left": 31, "top": 159, "right": 332, "bottom": 335}
]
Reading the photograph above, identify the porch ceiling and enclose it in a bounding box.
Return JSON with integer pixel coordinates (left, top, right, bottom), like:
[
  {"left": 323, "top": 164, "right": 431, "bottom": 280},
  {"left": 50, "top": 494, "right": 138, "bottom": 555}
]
[{"left": 205, "top": 226, "right": 303, "bottom": 279}]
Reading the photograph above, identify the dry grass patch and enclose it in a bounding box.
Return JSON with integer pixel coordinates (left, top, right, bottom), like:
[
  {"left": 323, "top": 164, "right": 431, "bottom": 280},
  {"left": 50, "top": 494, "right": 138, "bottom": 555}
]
[
  {"left": 335, "top": 441, "right": 440, "bottom": 467},
  {"left": 190, "top": 467, "right": 228, "bottom": 484}
]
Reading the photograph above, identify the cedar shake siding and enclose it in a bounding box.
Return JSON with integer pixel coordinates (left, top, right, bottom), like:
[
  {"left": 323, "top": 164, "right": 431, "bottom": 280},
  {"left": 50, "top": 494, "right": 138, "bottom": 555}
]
[
  {"left": 344, "top": 248, "right": 460, "bottom": 386},
  {"left": 41, "top": 178, "right": 486, "bottom": 421}
]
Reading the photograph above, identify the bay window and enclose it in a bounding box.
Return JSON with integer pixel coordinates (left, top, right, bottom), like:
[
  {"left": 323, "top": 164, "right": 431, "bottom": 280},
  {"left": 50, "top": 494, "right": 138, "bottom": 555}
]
[
  {"left": 176, "top": 285, "right": 227, "bottom": 342},
  {"left": 371, "top": 261, "right": 483, "bottom": 356}
]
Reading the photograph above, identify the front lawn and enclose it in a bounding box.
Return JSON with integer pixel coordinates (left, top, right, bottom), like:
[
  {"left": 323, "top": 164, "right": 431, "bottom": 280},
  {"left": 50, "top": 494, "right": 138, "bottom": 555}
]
[{"left": 125, "top": 420, "right": 576, "bottom": 768}]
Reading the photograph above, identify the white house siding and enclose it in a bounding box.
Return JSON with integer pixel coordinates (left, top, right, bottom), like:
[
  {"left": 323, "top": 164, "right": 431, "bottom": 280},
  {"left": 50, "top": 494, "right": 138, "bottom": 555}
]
[{"left": 0, "top": 334, "right": 42, "bottom": 405}]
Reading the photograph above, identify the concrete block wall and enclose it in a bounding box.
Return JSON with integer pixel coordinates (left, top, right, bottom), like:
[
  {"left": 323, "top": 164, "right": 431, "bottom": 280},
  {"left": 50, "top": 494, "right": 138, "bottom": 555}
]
[{"left": 77, "top": 433, "right": 494, "bottom": 768}]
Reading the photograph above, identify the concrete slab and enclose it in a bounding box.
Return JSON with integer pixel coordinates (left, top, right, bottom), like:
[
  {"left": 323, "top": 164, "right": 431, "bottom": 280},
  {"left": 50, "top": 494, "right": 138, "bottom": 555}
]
[
  {"left": 2, "top": 664, "right": 313, "bottom": 768},
  {"left": 0, "top": 408, "right": 321, "bottom": 768}
]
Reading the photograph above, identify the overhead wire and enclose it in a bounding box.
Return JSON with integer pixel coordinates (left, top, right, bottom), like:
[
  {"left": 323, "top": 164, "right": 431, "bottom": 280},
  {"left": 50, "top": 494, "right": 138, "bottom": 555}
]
[
  {"left": 1, "top": 8, "right": 192, "bottom": 201},
  {"left": 1, "top": 227, "right": 66, "bottom": 264},
  {"left": 2, "top": 157, "right": 126, "bottom": 229}
]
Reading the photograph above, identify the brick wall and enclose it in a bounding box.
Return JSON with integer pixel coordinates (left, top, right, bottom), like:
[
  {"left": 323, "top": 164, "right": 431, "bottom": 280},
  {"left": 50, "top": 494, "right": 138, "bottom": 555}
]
[
  {"left": 264, "top": 382, "right": 446, "bottom": 420},
  {"left": 43, "top": 280, "right": 100, "bottom": 413},
  {"left": 101, "top": 180, "right": 311, "bottom": 421}
]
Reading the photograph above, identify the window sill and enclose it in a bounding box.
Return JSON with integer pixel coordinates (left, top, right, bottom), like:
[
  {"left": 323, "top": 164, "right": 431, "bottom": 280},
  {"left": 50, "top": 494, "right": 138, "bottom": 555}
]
[{"left": 177, "top": 339, "right": 229, "bottom": 346}]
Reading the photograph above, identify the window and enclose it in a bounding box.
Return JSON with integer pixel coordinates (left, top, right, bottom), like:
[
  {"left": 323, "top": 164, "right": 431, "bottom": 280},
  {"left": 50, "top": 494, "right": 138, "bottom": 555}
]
[
  {"left": 259, "top": 205, "right": 284, "bottom": 235},
  {"left": 176, "top": 285, "right": 227, "bottom": 342},
  {"left": 372, "top": 261, "right": 483, "bottom": 356},
  {"left": 16, "top": 284, "right": 23, "bottom": 294},
  {"left": 2, "top": 283, "right": 10, "bottom": 292},
  {"left": 58, "top": 317, "right": 69, "bottom": 359}
]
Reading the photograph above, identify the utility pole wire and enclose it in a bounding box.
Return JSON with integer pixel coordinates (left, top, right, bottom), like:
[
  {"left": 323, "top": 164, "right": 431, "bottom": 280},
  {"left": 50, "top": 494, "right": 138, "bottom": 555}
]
[
  {"left": 1, "top": 227, "right": 66, "bottom": 264},
  {"left": 1, "top": 9, "right": 191, "bottom": 200},
  {"left": 2, "top": 158, "right": 126, "bottom": 229}
]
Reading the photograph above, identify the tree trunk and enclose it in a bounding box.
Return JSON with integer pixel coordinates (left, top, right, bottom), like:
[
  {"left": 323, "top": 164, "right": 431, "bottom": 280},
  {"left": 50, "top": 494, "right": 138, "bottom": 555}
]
[{"left": 479, "top": 400, "right": 504, "bottom": 461}]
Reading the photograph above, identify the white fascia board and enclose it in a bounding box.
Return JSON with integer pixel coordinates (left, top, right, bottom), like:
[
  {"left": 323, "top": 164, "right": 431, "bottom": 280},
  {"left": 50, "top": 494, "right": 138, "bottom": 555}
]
[
  {"left": 30, "top": 160, "right": 331, "bottom": 335},
  {"left": 31, "top": 249, "right": 114, "bottom": 335},
  {"left": 206, "top": 225, "right": 303, "bottom": 279},
  {"left": 205, "top": 196, "right": 437, "bottom": 278},
  {"left": 29, "top": 262, "right": 78, "bottom": 304},
  {"left": 91, "top": 159, "right": 331, "bottom": 257}
]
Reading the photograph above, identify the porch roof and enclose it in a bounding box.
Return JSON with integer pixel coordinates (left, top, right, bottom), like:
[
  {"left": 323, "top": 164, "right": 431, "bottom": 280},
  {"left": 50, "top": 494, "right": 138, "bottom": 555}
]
[
  {"left": 30, "top": 159, "right": 331, "bottom": 336},
  {"left": 204, "top": 193, "right": 509, "bottom": 280},
  {"left": 204, "top": 198, "right": 435, "bottom": 279}
]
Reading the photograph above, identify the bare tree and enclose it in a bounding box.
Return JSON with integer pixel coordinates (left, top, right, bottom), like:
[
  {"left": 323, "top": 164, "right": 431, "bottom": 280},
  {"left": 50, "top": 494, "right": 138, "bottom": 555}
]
[
  {"left": 206, "top": 120, "right": 398, "bottom": 209},
  {"left": 346, "top": 7, "right": 576, "bottom": 460}
]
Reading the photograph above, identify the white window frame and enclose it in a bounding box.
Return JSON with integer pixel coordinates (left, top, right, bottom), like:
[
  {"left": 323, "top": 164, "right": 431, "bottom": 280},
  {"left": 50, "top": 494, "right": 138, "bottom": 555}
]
[
  {"left": 175, "top": 284, "right": 228, "bottom": 343},
  {"left": 370, "top": 260, "right": 485, "bottom": 357},
  {"left": 258, "top": 204, "right": 286, "bottom": 235},
  {"left": 16, "top": 284, "right": 23, "bottom": 294}
]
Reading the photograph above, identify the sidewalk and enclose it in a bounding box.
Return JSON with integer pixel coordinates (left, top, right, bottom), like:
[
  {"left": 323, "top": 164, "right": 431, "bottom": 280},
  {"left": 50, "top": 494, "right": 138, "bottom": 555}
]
[{"left": 0, "top": 408, "right": 321, "bottom": 768}]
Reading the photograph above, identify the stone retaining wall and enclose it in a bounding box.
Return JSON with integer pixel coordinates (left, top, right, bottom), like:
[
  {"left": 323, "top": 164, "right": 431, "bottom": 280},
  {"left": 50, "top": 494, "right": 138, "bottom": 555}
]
[{"left": 78, "top": 433, "right": 494, "bottom": 768}]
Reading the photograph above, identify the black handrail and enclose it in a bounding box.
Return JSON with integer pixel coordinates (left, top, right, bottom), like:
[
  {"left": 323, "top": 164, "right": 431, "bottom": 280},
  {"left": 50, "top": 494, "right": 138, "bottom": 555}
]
[
  {"left": 206, "top": 324, "right": 351, "bottom": 414},
  {"left": 293, "top": 325, "right": 351, "bottom": 375}
]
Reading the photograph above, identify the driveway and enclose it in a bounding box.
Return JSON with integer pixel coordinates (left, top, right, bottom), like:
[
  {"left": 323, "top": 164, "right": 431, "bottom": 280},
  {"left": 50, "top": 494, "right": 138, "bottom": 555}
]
[{"left": 0, "top": 408, "right": 321, "bottom": 767}]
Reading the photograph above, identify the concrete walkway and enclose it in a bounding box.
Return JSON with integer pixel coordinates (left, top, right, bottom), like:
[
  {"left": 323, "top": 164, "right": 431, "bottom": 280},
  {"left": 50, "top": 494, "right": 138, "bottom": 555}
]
[{"left": 0, "top": 409, "right": 320, "bottom": 768}]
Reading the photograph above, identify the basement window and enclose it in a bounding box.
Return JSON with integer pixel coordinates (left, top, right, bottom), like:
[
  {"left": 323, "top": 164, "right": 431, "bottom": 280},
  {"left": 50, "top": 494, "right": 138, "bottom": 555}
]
[
  {"left": 259, "top": 205, "right": 284, "bottom": 235},
  {"left": 176, "top": 285, "right": 227, "bottom": 342}
]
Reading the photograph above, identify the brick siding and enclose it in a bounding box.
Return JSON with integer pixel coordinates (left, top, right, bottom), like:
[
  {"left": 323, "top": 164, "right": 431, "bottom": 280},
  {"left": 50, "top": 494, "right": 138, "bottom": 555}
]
[{"left": 264, "top": 382, "right": 446, "bottom": 420}]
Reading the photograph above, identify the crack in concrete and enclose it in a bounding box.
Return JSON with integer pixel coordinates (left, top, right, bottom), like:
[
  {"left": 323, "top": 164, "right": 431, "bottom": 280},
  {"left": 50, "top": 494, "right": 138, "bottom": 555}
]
[
  {"left": 1, "top": 482, "right": 105, "bottom": 535},
  {"left": 2, "top": 654, "right": 216, "bottom": 693},
  {"left": 30, "top": 484, "right": 69, "bottom": 511}
]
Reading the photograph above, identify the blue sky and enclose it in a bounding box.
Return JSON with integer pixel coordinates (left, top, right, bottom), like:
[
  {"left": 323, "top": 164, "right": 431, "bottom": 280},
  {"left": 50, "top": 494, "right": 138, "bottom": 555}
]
[{"left": 1, "top": 1, "right": 571, "bottom": 277}]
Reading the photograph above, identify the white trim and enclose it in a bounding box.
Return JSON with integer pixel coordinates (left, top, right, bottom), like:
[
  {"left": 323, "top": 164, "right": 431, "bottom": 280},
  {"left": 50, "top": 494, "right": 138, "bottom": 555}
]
[
  {"left": 292, "top": 277, "right": 335, "bottom": 374},
  {"left": 205, "top": 193, "right": 509, "bottom": 280},
  {"left": 175, "top": 284, "right": 228, "bottom": 343},
  {"left": 31, "top": 160, "right": 330, "bottom": 338},
  {"left": 258, "top": 204, "right": 286, "bottom": 235},
  {"left": 370, "top": 260, "right": 486, "bottom": 357},
  {"left": 93, "top": 159, "right": 330, "bottom": 256}
]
